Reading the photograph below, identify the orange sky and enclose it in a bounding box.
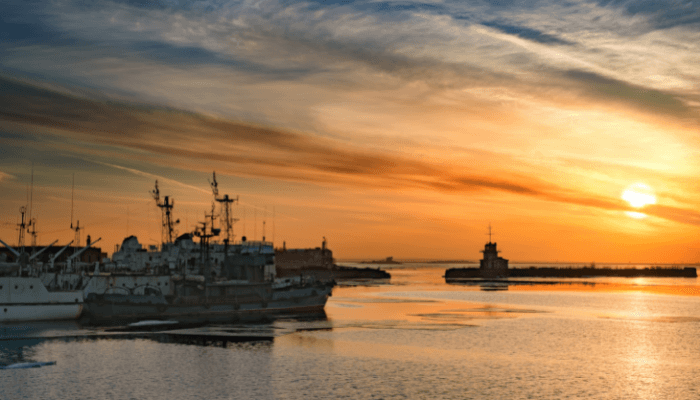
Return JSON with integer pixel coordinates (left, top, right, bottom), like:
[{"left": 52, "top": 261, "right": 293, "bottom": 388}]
[{"left": 1, "top": 0, "right": 699, "bottom": 262}]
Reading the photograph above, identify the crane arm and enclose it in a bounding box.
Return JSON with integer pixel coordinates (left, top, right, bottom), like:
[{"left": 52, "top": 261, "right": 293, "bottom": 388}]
[
  {"left": 0, "top": 238, "right": 20, "bottom": 257},
  {"left": 67, "top": 237, "right": 102, "bottom": 261},
  {"left": 50, "top": 241, "right": 74, "bottom": 261},
  {"left": 29, "top": 240, "right": 59, "bottom": 261}
]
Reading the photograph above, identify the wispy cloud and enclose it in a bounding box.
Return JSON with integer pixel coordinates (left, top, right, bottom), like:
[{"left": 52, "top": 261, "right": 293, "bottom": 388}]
[
  {"left": 0, "top": 172, "right": 15, "bottom": 182},
  {"left": 4, "top": 76, "right": 700, "bottom": 226},
  {"left": 91, "top": 161, "right": 211, "bottom": 195},
  {"left": 2, "top": 0, "right": 700, "bottom": 260}
]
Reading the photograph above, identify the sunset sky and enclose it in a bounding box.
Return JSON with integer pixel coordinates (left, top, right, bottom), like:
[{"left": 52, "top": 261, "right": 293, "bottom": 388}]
[{"left": 1, "top": 0, "right": 699, "bottom": 262}]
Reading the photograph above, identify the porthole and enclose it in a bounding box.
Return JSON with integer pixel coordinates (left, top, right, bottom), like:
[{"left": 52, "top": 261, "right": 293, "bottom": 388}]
[
  {"left": 30, "top": 285, "right": 33, "bottom": 289},
  {"left": 14, "top": 285, "right": 18, "bottom": 289},
  {"left": 164, "top": 282, "right": 168, "bottom": 286},
  {"left": 75, "top": 299, "right": 79, "bottom": 303},
  {"left": 0, "top": 285, "right": 3, "bottom": 290},
  {"left": 123, "top": 283, "right": 126, "bottom": 286},
  {"left": 3, "top": 309, "right": 7, "bottom": 313},
  {"left": 157, "top": 282, "right": 161, "bottom": 286}
]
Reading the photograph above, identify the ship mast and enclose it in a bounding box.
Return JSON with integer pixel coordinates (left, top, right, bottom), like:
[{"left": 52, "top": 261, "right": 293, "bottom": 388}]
[
  {"left": 151, "top": 180, "right": 179, "bottom": 245},
  {"left": 194, "top": 219, "right": 218, "bottom": 286},
  {"left": 69, "top": 173, "right": 83, "bottom": 250},
  {"left": 17, "top": 206, "right": 26, "bottom": 253},
  {"left": 209, "top": 172, "right": 239, "bottom": 249},
  {"left": 27, "top": 218, "right": 37, "bottom": 260}
]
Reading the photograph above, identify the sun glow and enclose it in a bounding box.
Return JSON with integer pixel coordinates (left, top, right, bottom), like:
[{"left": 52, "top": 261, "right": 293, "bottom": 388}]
[
  {"left": 622, "top": 183, "right": 656, "bottom": 208},
  {"left": 622, "top": 183, "right": 656, "bottom": 219}
]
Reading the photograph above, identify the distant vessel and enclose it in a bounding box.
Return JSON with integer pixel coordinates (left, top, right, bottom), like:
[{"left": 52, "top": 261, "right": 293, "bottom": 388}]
[{"left": 359, "top": 256, "right": 401, "bottom": 265}]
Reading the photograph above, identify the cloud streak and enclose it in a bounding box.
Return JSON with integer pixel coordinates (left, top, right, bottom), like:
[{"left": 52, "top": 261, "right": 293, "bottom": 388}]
[
  {"left": 91, "top": 161, "right": 211, "bottom": 195},
  {"left": 3, "top": 76, "right": 700, "bottom": 227},
  {"left": 0, "top": 172, "right": 15, "bottom": 182}
]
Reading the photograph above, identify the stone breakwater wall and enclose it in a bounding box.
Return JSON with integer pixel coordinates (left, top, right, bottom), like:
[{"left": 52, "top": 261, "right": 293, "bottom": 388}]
[{"left": 445, "top": 267, "right": 697, "bottom": 279}]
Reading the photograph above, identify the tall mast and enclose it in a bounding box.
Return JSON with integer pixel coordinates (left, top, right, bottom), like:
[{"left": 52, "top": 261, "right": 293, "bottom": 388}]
[
  {"left": 27, "top": 165, "right": 37, "bottom": 253},
  {"left": 28, "top": 218, "right": 37, "bottom": 249},
  {"left": 70, "top": 173, "right": 75, "bottom": 229},
  {"left": 194, "top": 219, "right": 217, "bottom": 285},
  {"left": 28, "top": 162, "right": 34, "bottom": 224},
  {"left": 205, "top": 202, "right": 218, "bottom": 235},
  {"left": 151, "top": 180, "right": 178, "bottom": 245},
  {"left": 69, "top": 173, "right": 83, "bottom": 249},
  {"left": 17, "top": 206, "right": 26, "bottom": 252},
  {"left": 210, "top": 172, "right": 239, "bottom": 245}
]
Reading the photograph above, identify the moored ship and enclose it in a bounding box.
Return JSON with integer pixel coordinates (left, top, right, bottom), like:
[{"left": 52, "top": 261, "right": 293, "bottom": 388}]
[
  {"left": 80, "top": 175, "right": 335, "bottom": 322},
  {"left": 0, "top": 276, "right": 83, "bottom": 322},
  {"left": 2, "top": 173, "right": 335, "bottom": 323},
  {"left": 0, "top": 236, "right": 83, "bottom": 322},
  {"left": 80, "top": 239, "right": 334, "bottom": 322}
]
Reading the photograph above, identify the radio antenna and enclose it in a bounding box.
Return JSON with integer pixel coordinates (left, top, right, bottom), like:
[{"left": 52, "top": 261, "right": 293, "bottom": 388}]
[
  {"left": 28, "top": 162, "right": 34, "bottom": 223},
  {"left": 70, "top": 173, "right": 75, "bottom": 229}
]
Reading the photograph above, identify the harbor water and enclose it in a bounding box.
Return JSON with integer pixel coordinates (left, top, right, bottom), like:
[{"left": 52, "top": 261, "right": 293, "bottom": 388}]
[{"left": 2, "top": 265, "right": 700, "bottom": 399}]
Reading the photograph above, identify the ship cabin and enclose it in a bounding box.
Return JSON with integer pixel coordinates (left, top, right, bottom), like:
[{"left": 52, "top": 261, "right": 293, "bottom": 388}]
[{"left": 480, "top": 242, "right": 509, "bottom": 277}]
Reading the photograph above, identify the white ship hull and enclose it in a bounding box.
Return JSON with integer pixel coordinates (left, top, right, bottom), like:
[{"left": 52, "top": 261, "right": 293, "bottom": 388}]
[
  {"left": 0, "top": 277, "right": 83, "bottom": 322},
  {"left": 0, "top": 303, "right": 83, "bottom": 322}
]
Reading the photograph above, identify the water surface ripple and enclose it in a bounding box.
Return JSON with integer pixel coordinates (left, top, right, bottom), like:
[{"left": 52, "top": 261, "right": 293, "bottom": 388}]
[{"left": 2, "top": 267, "right": 699, "bottom": 399}]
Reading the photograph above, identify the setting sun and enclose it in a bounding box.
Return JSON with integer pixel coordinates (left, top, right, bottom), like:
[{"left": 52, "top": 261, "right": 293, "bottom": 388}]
[{"left": 622, "top": 183, "right": 656, "bottom": 208}]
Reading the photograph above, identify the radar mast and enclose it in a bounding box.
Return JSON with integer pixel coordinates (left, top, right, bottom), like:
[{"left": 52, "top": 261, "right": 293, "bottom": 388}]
[
  {"left": 209, "top": 172, "right": 239, "bottom": 246},
  {"left": 151, "top": 180, "right": 179, "bottom": 245}
]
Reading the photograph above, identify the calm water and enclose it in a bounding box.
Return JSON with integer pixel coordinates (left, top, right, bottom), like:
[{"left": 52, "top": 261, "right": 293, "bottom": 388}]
[{"left": 2, "top": 266, "right": 700, "bottom": 399}]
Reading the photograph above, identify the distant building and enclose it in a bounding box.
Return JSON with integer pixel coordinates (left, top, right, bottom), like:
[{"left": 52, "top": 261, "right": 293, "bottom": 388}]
[
  {"left": 480, "top": 242, "right": 508, "bottom": 277},
  {"left": 275, "top": 238, "right": 334, "bottom": 271}
]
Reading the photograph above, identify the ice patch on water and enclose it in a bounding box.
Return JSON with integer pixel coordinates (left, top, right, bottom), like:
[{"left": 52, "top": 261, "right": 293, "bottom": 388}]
[
  {"left": 128, "top": 320, "right": 179, "bottom": 327},
  {"left": 0, "top": 361, "right": 56, "bottom": 369}
]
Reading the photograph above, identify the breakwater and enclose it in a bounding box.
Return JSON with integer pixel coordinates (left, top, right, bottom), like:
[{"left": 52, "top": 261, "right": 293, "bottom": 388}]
[
  {"left": 277, "top": 266, "right": 390, "bottom": 280},
  {"left": 445, "top": 266, "right": 697, "bottom": 280}
]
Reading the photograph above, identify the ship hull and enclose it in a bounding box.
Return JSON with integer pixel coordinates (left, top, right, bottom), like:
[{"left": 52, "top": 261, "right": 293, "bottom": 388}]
[
  {"left": 0, "top": 277, "right": 83, "bottom": 322},
  {"left": 82, "top": 282, "right": 333, "bottom": 322},
  {"left": 0, "top": 303, "right": 83, "bottom": 322}
]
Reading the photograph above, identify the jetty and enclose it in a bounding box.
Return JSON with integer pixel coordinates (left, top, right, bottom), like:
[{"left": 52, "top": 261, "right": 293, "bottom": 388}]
[{"left": 445, "top": 240, "right": 697, "bottom": 281}]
